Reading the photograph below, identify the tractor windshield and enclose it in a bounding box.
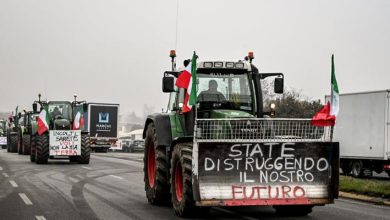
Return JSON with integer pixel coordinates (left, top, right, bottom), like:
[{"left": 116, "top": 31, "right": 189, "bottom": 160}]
[
  {"left": 48, "top": 102, "right": 72, "bottom": 120},
  {"left": 197, "top": 73, "right": 254, "bottom": 112}
]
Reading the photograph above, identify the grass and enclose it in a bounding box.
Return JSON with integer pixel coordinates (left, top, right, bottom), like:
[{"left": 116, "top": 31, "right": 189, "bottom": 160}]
[{"left": 339, "top": 176, "right": 390, "bottom": 198}]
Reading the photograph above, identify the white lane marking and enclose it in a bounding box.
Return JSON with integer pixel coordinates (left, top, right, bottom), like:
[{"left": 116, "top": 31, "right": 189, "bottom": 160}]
[
  {"left": 19, "top": 193, "right": 33, "bottom": 205},
  {"left": 109, "top": 175, "right": 123, "bottom": 180},
  {"left": 82, "top": 166, "right": 92, "bottom": 170},
  {"left": 36, "top": 216, "right": 47, "bottom": 220},
  {"left": 9, "top": 180, "right": 18, "bottom": 187},
  {"left": 2, "top": 172, "right": 9, "bottom": 177}
]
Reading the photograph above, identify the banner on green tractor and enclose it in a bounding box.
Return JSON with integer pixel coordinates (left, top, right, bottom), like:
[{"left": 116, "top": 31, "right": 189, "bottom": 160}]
[
  {"left": 192, "top": 119, "right": 339, "bottom": 206},
  {"left": 49, "top": 130, "right": 81, "bottom": 156}
]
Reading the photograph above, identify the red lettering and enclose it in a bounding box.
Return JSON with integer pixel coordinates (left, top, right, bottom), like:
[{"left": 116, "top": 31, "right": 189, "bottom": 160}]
[
  {"left": 268, "top": 185, "right": 280, "bottom": 199},
  {"left": 282, "top": 186, "right": 292, "bottom": 199},
  {"left": 232, "top": 186, "right": 242, "bottom": 199},
  {"left": 293, "top": 186, "right": 306, "bottom": 198}
]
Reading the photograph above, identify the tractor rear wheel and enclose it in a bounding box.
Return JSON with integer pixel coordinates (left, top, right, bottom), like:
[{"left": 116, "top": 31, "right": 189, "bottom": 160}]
[
  {"left": 30, "top": 136, "right": 36, "bottom": 162},
  {"left": 274, "top": 205, "right": 313, "bottom": 216},
  {"left": 170, "top": 143, "right": 208, "bottom": 217},
  {"left": 23, "top": 134, "right": 31, "bottom": 155},
  {"left": 10, "top": 134, "right": 18, "bottom": 153},
  {"left": 144, "top": 123, "right": 170, "bottom": 205},
  {"left": 78, "top": 134, "right": 91, "bottom": 164},
  {"left": 36, "top": 134, "right": 49, "bottom": 164}
]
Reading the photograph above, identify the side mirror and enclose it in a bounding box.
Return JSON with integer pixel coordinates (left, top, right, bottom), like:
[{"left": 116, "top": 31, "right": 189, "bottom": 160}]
[
  {"left": 32, "top": 103, "right": 38, "bottom": 113},
  {"left": 162, "top": 76, "right": 175, "bottom": 93},
  {"left": 83, "top": 103, "right": 88, "bottom": 112},
  {"left": 274, "top": 77, "right": 284, "bottom": 94}
]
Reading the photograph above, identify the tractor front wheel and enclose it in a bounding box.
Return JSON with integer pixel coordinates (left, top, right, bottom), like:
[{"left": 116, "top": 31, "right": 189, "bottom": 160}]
[
  {"left": 10, "top": 134, "right": 18, "bottom": 153},
  {"left": 23, "top": 134, "right": 31, "bottom": 155},
  {"left": 78, "top": 134, "right": 91, "bottom": 164},
  {"left": 170, "top": 143, "right": 208, "bottom": 217},
  {"left": 144, "top": 123, "right": 170, "bottom": 205},
  {"left": 36, "top": 134, "right": 49, "bottom": 164},
  {"left": 30, "top": 136, "right": 36, "bottom": 162},
  {"left": 17, "top": 131, "right": 23, "bottom": 154},
  {"left": 274, "top": 205, "right": 313, "bottom": 216}
]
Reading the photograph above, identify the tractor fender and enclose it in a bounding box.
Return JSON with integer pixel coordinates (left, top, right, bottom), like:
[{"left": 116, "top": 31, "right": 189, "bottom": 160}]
[
  {"left": 169, "top": 136, "right": 193, "bottom": 153},
  {"left": 143, "top": 113, "right": 172, "bottom": 147}
]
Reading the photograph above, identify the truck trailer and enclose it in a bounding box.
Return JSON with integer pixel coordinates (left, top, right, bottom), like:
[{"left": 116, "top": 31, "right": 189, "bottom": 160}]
[
  {"left": 332, "top": 90, "right": 390, "bottom": 177},
  {"left": 77, "top": 103, "right": 119, "bottom": 152}
]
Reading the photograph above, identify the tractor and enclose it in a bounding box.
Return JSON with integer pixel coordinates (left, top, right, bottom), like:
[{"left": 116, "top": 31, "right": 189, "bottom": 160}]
[
  {"left": 6, "top": 108, "right": 19, "bottom": 153},
  {"left": 143, "top": 51, "right": 339, "bottom": 217},
  {"left": 0, "top": 120, "right": 7, "bottom": 149},
  {"left": 31, "top": 94, "right": 91, "bottom": 164}
]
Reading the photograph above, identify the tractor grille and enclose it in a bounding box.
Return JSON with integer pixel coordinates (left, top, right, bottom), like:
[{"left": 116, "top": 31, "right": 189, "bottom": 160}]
[{"left": 195, "top": 118, "right": 332, "bottom": 143}]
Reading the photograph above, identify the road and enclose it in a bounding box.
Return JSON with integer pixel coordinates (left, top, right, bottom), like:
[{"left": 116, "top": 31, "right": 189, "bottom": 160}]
[{"left": 1, "top": 150, "right": 390, "bottom": 220}]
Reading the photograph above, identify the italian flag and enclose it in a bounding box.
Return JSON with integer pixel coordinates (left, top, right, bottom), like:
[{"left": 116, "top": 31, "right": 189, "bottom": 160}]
[
  {"left": 311, "top": 54, "right": 339, "bottom": 126},
  {"left": 73, "top": 109, "right": 84, "bottom": 130},
  {"left": 37, "top": 107, "right": 50, "bottom": 135},
  {"left": 175, "top": 52, "right": 198, "bottom": 112}
]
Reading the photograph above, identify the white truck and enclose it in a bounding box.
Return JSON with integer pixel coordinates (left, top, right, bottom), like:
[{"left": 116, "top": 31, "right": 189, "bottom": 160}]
[
  {"left": 332, "top": 90, "right": 390, "bottom": 177},
  {"left": 77, "top": 103, "right": 120, "bottom": 152}
]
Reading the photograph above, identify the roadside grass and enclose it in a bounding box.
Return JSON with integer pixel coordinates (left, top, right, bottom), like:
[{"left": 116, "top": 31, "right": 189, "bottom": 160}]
[{"left": 339, "top": 176, "right": 390, "bottom": 198}]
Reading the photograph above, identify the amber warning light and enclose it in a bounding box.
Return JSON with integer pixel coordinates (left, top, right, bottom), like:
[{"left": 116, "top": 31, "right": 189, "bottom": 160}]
[{"left": 170, "top": 50, "right": 176, "bottom": 58}]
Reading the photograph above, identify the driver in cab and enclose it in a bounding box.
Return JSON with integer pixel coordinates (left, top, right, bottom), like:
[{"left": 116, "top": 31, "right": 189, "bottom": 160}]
[{"left": 198, "top": 79, "right": 226, "bottom": 102}]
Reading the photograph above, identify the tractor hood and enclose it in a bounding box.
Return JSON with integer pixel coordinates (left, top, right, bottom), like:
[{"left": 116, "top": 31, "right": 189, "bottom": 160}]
[
  {"left": 54, "top": 119, "right": 71, "bottom": 130},
  {"left": 210, "top": 110, "right": 255, "bottom": 119}
]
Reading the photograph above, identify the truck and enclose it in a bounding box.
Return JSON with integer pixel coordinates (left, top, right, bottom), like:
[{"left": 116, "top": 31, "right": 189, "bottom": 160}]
[
  {"left": 332, "top": 90, "right": 390, "bottom": 177},
  {"left": 31, "top": 95, "right": 91, "bottom": 164},
  {"left": 0, "top": 120, "right": 7, "bottom": 149},
  {"left": 142, "top": 51, "right": 339, "bottom": 217},
  {"left": 76, "top": 103, "right": 119, "bottom": 153}
]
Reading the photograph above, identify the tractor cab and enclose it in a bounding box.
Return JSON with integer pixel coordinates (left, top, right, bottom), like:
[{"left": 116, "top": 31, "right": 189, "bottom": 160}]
[
  {"left": 47, "top": 101, "right": 73, "bottom": 130},
  {"left": 163, "top": 57, "right": 284, "bottom": 120}
]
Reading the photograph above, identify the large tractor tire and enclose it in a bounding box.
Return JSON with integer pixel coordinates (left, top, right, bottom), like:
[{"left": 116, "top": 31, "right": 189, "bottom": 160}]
[
  {"left": 30, "top": 136, "right": 36, "bottom": 162},
  {"left": 23, "top": 134, "right": 31, "bottom": 155},
  {"left": 274, "top": 205, "right": 313, "bottom": 216},
  {"left": 144, "top": 123, "right": 170, "bottom": 205},
  {"left": 78, "top": 134, "right": 91, "bottom": 164},
  {"left": 10, "top": 134, "right": 18, "bottom": 153},
  {"left": 7, "top": 135, "right": 11, "bottom": 152},
  {"left": 17, "top": 131, "right": 23, "bottom": 155},
  {"left": 36, "top": 134, "right": 49, "bottom": 164},
  {"left": 170, "top": 143, "right": 203, "bottom": 217}
]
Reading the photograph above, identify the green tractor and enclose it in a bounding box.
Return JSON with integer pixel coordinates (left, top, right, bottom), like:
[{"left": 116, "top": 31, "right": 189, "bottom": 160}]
[
  {"left": 0, "top": 120, "right": 7, "bottom": 149},
  {"left": 32, "top": 95, "right": 91, "bottom": 164},
  {"left": 17, "top": 110, "right": 39, "bottom": 156},
  {"left": 143, "top": 51, "right": 339, "bottom": 217}
]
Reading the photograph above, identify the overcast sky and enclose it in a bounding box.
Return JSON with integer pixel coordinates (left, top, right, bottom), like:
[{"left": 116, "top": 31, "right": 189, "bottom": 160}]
[{"left": 0, "top": 0, "right": 389, "bottom": 116}]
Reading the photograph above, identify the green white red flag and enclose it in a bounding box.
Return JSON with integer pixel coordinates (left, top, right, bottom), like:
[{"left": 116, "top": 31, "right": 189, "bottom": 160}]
[
  {"left": 37, "top": 106, "right": 50, "bottom": 135},
  {"left": 311, "top": 54, "right": 339, "bottom": 126},
  {"left": 175, "top": 52, "right": 198, "bottom": 112},
  {"left": 73, "top": 109, "right": 85, "bottom": 130}
]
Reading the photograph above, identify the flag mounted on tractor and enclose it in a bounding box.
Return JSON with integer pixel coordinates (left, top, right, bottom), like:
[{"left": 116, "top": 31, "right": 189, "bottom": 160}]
[
  {"left": 311, "top": 54, "right": 339, "bottom": 126},
  {"left": 175, "top": 52, "right": 198, "bottom": 112}
]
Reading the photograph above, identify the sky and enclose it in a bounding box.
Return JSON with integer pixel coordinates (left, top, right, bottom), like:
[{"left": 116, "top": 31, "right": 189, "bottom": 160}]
[{"left": 0, "top": 0, "right": 389, "bottom": 116}]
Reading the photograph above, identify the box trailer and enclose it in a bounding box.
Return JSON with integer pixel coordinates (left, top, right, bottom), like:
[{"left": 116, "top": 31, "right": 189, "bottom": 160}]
[
  {"left": 79, "top": 103, "right": 119, "bottom": 152},
  {"left": 331, "top": 90, "right": 390, "bottom": 177}
]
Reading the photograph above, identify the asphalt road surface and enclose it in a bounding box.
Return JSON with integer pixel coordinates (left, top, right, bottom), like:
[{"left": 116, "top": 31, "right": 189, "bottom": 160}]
[{"left": 1, "top": 150, "right": 390, "bottom": 220}]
